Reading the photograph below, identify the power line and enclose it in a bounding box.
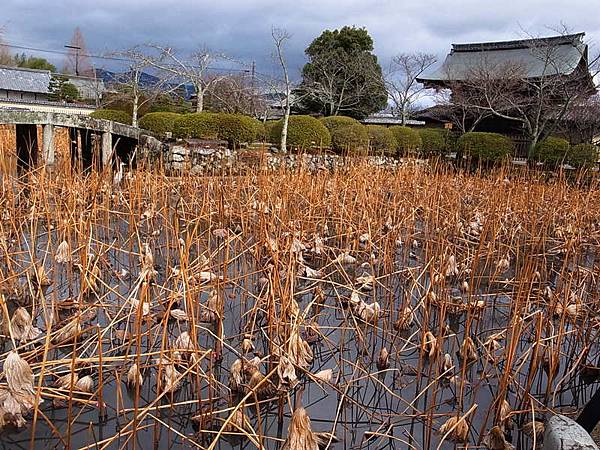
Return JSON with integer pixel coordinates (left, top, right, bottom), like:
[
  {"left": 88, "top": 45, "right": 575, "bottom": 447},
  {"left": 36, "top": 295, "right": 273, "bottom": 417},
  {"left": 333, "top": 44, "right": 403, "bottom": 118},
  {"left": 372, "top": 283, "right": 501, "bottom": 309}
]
[
  {"left": 0, "top": 41, "right": 258, "bottom": 73},
  {"left": 1, "top": 42, "right": 129, "bottom": 62}
]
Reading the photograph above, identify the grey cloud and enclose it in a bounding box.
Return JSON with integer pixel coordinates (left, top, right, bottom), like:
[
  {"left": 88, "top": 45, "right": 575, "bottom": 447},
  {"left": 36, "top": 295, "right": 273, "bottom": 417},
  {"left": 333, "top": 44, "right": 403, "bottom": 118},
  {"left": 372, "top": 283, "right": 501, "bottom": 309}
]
[{"left": 2, "top": 0, "right": 599, "bottom": 80}]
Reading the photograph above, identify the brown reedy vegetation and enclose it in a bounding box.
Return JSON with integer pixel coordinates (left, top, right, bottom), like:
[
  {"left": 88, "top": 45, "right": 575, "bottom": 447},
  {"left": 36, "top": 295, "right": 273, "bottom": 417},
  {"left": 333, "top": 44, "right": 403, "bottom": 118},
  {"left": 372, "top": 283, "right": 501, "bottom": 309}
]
[{"left": 0, "top": 146, "right": 599, "bottom": 448}]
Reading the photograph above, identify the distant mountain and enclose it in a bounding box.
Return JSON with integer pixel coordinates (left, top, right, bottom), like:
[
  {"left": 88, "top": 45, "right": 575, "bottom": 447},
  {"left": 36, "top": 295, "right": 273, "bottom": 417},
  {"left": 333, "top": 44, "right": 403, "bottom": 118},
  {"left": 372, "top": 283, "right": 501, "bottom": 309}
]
[
  {"left": 95, "top": 68, "right": 161, "bottom": 87},
  {"left": 95, "top": 68, "right": 197, "bottom": 100}
]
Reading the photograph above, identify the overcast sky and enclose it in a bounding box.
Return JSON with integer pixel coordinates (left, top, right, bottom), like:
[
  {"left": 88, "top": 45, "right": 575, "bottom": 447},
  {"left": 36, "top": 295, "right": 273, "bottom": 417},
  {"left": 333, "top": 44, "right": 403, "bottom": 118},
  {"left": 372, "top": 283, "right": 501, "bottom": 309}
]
[{"left": 2, "top": 0, "right": 599, "bottom": 79}]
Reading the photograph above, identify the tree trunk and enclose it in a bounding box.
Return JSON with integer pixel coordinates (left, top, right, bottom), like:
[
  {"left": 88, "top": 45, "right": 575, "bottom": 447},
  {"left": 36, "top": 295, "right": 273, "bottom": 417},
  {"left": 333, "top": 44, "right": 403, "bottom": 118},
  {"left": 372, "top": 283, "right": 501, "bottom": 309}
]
[
  {"left": 401, "top": 107, "right": 408, "bottom": 126},
  {"left": 132, "top": 94, "right": 139, "bottom": 128},
  {"left": 195, "top": 85, "right": 204, "bottom": 113},
  {"left": 280, "top": 102, "right": 290, "bottom": 153},
  {"left": 527, "top": 137, "right": 538, "bottom": 161}
]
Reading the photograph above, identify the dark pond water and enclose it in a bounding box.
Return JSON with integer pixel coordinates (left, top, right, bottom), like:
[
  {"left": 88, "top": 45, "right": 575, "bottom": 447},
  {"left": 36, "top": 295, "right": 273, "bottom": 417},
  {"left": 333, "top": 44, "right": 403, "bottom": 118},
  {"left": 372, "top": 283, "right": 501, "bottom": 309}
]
[{"left": 1, "top": 217, "right": 599, "bottom": 450}]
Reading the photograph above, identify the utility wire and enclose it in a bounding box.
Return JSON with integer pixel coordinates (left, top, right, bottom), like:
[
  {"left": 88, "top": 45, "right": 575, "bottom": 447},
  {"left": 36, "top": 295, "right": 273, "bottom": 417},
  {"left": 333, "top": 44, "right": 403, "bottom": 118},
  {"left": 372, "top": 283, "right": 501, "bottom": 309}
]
[{"left": 0, "top": 41, "right": 257, "bottom": 73}]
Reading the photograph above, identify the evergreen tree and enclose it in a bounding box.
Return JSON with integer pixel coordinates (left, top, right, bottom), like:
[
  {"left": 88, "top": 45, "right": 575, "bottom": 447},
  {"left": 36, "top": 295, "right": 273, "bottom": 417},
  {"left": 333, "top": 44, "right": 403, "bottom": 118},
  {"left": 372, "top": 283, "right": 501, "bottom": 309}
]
[
  {"left": 297, "top": 26, "right": 387, "bottom": 119},
  {"left": 14, "top": 53, "right": 56, "bottom": 71},
  {"left": 48, "top": 75, "right": 80, "bottom": 103}
]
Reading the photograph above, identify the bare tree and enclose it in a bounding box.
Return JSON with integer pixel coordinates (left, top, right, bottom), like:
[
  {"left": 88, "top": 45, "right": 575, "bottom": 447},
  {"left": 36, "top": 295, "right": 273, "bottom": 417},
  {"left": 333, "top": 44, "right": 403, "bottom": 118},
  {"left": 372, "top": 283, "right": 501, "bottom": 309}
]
[
  {"left": 0, "top": 28, "right": 12, "bottom": 65},
  {"left": 272, "top": 28, "right": 292, "bottom": 152},
  {"left": 442, "top": 33, "right": 598, "bottom": 158},
  {"left": 437, "top": 68, "right": 501, "bottom": 133},
  {"left": 386, "top": 53, "right": 437, "bottom": 125},
  {"left": 103, "top": 47, "right": 178, "bottom": 127},
  {"left": 556, "top": 94, "right": 600, "bottom": 144},
  {"left": 63, "top": 27, "right": 94, "bottom": 76},
  {"left": 204, "top": 73, "right": 265, "bottom": 115},
  {"left": 145, "top": 46, "right": 231, "bottom": 113}
]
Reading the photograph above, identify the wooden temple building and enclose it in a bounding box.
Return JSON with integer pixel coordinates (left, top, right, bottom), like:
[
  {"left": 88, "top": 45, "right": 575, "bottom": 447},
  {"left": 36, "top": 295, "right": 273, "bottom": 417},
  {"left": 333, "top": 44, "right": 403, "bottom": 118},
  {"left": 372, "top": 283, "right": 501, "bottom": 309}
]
[{"left": 416, "top": 33, "right": 597, "bottom": 156}]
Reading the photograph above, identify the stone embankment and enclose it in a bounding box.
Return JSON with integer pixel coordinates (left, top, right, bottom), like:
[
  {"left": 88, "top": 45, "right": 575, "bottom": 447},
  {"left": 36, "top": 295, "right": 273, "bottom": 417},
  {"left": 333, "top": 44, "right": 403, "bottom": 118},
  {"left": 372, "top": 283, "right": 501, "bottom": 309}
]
[{"left": 139, "top": 138, "right": 412, "bottom": 173}]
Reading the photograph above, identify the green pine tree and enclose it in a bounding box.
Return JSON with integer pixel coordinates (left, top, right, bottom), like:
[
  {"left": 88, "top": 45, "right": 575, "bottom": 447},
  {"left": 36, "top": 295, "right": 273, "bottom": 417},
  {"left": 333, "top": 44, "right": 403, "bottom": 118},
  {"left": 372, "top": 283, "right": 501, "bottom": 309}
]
[{"left": 48, "top": 75, "right": 80, "bottom": 103}]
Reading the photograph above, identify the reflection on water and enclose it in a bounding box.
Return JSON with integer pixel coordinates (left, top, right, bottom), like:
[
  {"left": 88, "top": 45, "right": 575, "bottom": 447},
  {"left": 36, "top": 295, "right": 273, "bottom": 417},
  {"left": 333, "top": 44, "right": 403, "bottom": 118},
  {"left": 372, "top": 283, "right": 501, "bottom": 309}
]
[{"left": 0, "top": 169, "right": 599, "bottom": 450}]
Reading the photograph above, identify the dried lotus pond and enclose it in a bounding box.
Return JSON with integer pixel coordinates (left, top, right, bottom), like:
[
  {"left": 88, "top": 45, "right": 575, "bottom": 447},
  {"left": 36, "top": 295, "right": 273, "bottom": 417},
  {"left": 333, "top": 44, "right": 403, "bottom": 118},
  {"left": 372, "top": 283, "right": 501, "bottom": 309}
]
[{"left": 0, "top": 155, "right": 599, "bottom": 449}]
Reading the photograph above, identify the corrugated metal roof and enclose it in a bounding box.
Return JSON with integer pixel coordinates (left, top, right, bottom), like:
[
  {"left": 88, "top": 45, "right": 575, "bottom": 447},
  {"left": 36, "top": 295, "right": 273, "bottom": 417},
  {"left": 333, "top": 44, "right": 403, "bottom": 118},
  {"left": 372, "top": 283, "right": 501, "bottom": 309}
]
[
  {"left": 0, "top": 65, "right": 51, "bottom": 94},
  {"left": 419, "top": 33, "right": 587, "bottom": 82}
]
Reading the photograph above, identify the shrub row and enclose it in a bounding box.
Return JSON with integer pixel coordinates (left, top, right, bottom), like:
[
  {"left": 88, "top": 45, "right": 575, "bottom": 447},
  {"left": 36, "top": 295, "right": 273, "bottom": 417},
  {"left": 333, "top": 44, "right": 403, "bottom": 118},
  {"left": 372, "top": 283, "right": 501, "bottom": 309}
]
[
  {"left": 533, "top": 137, "right": 598, "bottom": 168},
  {"left": 138, "top": 112, "right": 181, "bottom": 135},
  {"left": 331, "top": 124, "right": 369, "bottom": 154},
  {"left": 136, "top": 112, "right": 266, "bottom": 147},
  {"left": 320, "top": 116, "right": 361, "bottom": 134},
  {"left": 456, "top": 134, "right": 598, "bottom": 168},
  {"left": 389, "top": 126, "right": 421, "bottom": 155},
  {"left": 456, "top": 132, "right": 515, "bottom": 164},
  {"left": 99, "top": 107, "right": 598, "bottom": 167},
  {"left": 367, "top": 125, "right": 396, "bottom": 156},
  {"left": 568, "top": 144, "right": 599, "bottom": 169},
  {"left": 90, "top": 109, "right": 132, "bottom": 125},
  {"left": 419, "top": 128, "right": 448, "bottom": 157},
  {"left": 173, "top": 113, "right": 265, "bottom": 147},
  {"left": 269, "top": 115, "right": 332, "bottom": 149},
  {"left": 269, "top": 116, "right": 451, "bottom": 157}
]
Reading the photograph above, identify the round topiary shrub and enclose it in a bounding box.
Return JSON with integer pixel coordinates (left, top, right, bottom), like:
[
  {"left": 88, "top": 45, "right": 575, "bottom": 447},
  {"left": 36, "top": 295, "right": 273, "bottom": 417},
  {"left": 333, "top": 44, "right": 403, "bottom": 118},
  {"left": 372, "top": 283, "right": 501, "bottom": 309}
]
[
  {"left": 389, "top": 126, "right": 422, "bottom": 156},
  {"left": 173, "top": 112, "right": 219, "bottom": 139},
  {"left": 319, "top": 116, "right": 361, "bottom": 133},
  {"left": 264, "top": 121, "right": 278, "bottom": 143},
  {"left": 367, "top": 125, "right": 397, "bottom": 156},
  {"left": 331, "top": 123, "right": 369, "bottom": 155},
  {"left": 456, "top": 132, "right": 514, "bottom": 164},
  {"left": 90, "top": 109, "right": 132, "bottom": 125},
  {"left": 216, "top": 113, "right": 257, "bottom": 147},
  {"left": 533, "top": 137, "right": 570, "bottom": 167},
  {"left": 568, "top": 143, "right": 598, "bottom": 169},
  {"left": 138, "top": 112, "right": 181, "bottom": 135},
  {"left": 249, "top": 117, "right": 266, "bottom": 142},
  {"left": 418, "top": 128, "right": 447, "bottom": 157},
  {"left": 269, "top": 115, "right": 331, "bottom": 150}
]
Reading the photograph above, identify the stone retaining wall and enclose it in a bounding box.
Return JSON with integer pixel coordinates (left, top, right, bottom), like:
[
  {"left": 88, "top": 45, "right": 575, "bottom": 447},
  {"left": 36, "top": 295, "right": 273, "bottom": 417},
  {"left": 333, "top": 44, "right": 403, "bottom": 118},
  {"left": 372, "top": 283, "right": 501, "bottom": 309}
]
[{"left": 139, "top": 139, "right": 412, "bottom": 174}]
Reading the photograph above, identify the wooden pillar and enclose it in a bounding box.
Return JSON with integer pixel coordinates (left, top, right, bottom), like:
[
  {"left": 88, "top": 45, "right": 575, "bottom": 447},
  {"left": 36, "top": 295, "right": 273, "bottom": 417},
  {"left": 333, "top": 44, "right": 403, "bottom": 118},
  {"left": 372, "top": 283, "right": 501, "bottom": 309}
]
[
  {"left": 42, "top": 124, "right": 55, "bottom": 165},
  {"left": 69, "top": 127, "right": 79, "bottom": 170},
  {"left": 80, "top": 129, "right": 94, "bottom": 173},
  {"left": 15, "top": 124, "right": 38, "bottom": 171},
  {"left": 102, "top": 131, "right": 112, "bottom": 167}
]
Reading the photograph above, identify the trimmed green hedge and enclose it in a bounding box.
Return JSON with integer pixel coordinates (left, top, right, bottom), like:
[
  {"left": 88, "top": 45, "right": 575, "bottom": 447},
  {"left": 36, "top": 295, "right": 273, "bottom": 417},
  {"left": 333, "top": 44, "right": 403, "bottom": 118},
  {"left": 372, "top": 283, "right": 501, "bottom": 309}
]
[
  {"left": 264, "top": 121, "right": 278, "bottom": 143},
  {"left": 367, "top": 125, "right": 397, "bottom": 156},
  {"left": 250, "top": 118, "right": 267, "bottom": 142},
  {"left": 216, "top": 113, "right": 257, "bottom": 147},
  {"left": 533, "top": 137, "right": 570, "bottom": 167},
  {"left": 418, "top": 128, "right": 447, "bottom": 157},
  {"left": 138, "top": 112, "right": 181, "bottom": 135},
  {"left": 90, "top": 109, "right": 132, "bottom": 125},
  {"left": 456, "top": 132, "right": 514, "bottom": 163},
  {"left": 389, "top": 126, "right": 422, "bottom": 155},
  {"left": 173, "top": 113, "right": 265, "bottom": 144},
  {"left": 269, "top": 115, "right": 331, "bottom": 149},
  {"left": 320, "top": 116, "right": 361, "bottom": 133},
  {"left": 568, "top": 143, "right": 598, "bottom": 169},
  {"left": 173, "top": 112, "right": 219, "bottom": 139},
  {"left": 331, "top": 123, "right": 369, "bottom": 154}
]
